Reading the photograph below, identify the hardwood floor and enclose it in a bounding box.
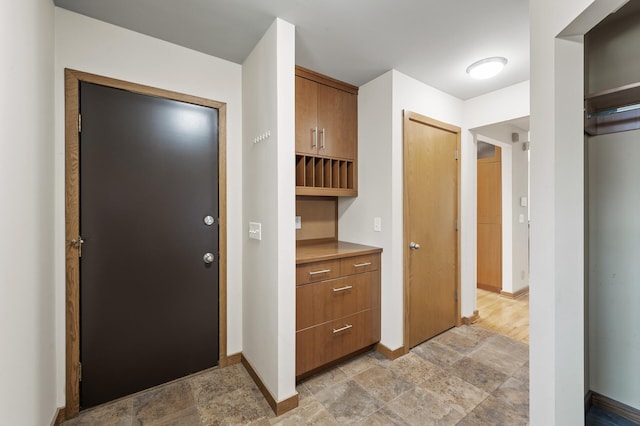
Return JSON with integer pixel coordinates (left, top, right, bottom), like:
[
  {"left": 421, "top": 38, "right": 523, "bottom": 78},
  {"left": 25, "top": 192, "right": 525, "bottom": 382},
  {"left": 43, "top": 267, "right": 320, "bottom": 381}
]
[{"left": 474, "top": 288, "right": 529, "bottom": 344}]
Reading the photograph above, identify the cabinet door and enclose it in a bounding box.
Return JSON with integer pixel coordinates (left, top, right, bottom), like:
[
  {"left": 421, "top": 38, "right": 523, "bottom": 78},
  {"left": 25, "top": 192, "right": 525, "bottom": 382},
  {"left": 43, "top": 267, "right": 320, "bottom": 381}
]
[
  {"left": 317, "top": 84, "right": 357, "bottom": 160},
  {"left": 296, "top": 310, "right": 376, "bottom": 376},
  {"left": 295, "top": 76, "right": 318, "bottom": 156},
  {"left": 296, "top": 272, "right": 378, "bottom": 331}
]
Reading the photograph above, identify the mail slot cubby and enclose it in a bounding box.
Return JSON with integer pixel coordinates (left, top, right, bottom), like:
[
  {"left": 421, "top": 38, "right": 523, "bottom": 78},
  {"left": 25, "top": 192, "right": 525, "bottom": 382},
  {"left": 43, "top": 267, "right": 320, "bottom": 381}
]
[{"left": 295, "top": 155, "right": 356, "bottom": 196}]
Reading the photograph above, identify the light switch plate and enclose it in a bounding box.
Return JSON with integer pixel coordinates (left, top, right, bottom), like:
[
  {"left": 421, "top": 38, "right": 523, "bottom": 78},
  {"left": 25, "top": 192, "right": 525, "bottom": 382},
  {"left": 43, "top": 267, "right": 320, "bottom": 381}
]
[
  {"left": 249, "top": 222, "right": 262, "bottom": 240},
  {"left": 295, "top": 216, "right": 302, "bottom": 229},
  {"left": 373, "top": 217, "right": 382, "bottom": 232}
]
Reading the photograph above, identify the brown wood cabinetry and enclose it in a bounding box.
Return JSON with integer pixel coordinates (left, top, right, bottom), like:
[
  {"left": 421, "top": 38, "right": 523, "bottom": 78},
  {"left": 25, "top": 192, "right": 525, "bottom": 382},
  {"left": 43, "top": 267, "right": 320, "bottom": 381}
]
[
  {"left": 296, "top": 243, "right": 381, "bottom": 378},
  {"left": 295, "top": 66, "right": 358, "bottom": 196},
  {"left": 316, "top": 84, "right": 357, "bottom": 159}
]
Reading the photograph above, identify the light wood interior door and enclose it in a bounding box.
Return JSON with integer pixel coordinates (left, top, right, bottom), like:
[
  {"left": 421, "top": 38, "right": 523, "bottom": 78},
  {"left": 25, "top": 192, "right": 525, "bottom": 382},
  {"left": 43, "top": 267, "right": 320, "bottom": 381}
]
[
  {"left": 404, "top": 111, "right": 460, "bottom": 349},
  {"left": 477, "top": 144, "right": 502, "bottom": 292}
]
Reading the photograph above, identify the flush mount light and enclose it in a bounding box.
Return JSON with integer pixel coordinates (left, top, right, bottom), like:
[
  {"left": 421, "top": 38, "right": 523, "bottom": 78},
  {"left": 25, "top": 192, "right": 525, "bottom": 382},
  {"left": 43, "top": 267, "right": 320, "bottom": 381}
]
[{"left": 466, "top": 57, "right": 508, "bottom": 80}]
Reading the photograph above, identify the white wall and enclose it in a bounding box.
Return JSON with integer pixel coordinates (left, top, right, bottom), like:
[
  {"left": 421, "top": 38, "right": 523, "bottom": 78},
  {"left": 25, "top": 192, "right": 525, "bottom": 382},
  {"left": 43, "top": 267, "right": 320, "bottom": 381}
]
[
  {"left": 529, "top": 0, "right": 627, "bottom": 423},
  {"left": 511, "top": 140, "right": 530, "bottom": 294},
  {"left": 464, "top": 81, "right": 530, "bottom": 130},
  {"left": 340, "top": 72, "right": 532, "bottom": 351},
  {"left": 338, "top": 71, "right": 395, "bottom": 345},
  {"left": 54, "top": 8, "right": 243, "bottom": 407},
  {"left": 340, "top": 70, "right": 466, "bottom": 350},
  {"left": 0, "top": 1, "right": 57, "bottom": 424},
  {"left": 393, "top": 71, "right": 471, "bottom": 321},
  {"left": 242, "top": 18, "right": 297, "bottom": 402},
  {"left": 464, "top": 82, "right": 530, "bottom": 297},
  {"left": 588, "top": 131, "right": 640, "bottom": 409},
  {"left": 472, "top": 126, "right": 531, "bottom": 296},
  {"left": 474, "top": 134, "right": 515, "bottom": 294}
]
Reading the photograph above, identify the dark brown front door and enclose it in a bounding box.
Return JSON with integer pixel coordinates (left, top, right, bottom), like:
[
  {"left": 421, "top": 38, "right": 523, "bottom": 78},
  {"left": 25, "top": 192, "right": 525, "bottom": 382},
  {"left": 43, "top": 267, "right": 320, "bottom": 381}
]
[{"left": 79, "top": 82, "right": 219, "bottom": 408}]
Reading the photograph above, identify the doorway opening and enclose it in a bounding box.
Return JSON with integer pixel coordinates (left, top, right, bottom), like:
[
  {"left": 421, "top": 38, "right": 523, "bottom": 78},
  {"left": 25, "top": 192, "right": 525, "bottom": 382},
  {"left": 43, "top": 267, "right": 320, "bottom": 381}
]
[{"left": 472, "top": 118, "right": 530, "bottom": 343}]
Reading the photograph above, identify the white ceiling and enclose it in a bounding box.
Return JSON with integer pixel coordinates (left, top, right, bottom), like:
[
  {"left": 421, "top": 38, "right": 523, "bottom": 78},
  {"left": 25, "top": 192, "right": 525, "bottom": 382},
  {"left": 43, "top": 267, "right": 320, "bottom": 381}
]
[{"left": 53, "top": 0, "right": 529, "bottom": 100}]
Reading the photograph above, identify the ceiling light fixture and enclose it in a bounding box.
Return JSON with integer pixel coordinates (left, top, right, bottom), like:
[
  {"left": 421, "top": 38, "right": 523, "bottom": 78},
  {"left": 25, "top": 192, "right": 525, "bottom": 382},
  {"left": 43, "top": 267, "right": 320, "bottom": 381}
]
[{"left": 466, "top": 57, "right": 508, "bottom": 80}]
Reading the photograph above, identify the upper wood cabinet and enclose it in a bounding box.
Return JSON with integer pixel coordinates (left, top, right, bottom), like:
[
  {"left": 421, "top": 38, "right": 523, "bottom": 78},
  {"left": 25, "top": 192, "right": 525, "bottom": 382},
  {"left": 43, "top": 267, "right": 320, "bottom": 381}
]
[
  {"left": 295, "top": 76, "right": 319, "bottom": 156},
  {"left": 295, "top": 66, "right": 358, "bottom": 196},
  {"left": 295, "top": 67, "right": 357, "bottom": 159},
  {"left": 317, "top": 84, "right": 357, "bottom": 159}
]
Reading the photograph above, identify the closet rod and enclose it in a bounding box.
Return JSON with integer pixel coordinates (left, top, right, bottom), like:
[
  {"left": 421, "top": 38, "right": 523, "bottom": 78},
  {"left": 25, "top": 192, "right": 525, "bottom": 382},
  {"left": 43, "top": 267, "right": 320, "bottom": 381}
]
[{"left": 587, "top": 103, "right": 640, "bottom": 119}]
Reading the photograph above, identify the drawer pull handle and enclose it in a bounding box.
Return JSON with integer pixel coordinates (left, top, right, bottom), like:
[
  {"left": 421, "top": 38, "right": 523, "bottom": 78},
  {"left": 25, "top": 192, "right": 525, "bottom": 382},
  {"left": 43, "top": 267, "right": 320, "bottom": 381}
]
[
  {"left": 332, "top": 285, "right": 353, "bottom": 292},
  {"left": 309, "top": 269, "right": 331, "bottom": 276},
  {"left": 353, "top": 262, "right": 372, "bottom": 268},
  {"left": 332, "top": 324, "right": 353, "bottom": 334}
]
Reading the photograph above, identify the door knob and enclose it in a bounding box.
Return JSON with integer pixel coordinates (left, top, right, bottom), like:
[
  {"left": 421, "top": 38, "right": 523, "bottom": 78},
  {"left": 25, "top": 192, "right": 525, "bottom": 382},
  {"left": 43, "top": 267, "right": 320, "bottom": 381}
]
[
  {"left": 409, "top": 242, "right": 421, "bottom": 250},
  {"left": 203, "top": 253, "right": 214, "bottom": 264}
]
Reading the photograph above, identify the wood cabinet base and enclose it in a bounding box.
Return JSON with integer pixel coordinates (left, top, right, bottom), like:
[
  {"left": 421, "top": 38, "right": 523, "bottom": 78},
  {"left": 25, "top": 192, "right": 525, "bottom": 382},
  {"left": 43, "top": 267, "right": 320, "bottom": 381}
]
[
  {"left": 296, "top": 246, "right": 381, "bottom": 379},
  {"left": 295, "top": 345, "right": 376, "bottom": 381},
  {"left": 296, "top": 309, "right": 379, "bottom": 376}
]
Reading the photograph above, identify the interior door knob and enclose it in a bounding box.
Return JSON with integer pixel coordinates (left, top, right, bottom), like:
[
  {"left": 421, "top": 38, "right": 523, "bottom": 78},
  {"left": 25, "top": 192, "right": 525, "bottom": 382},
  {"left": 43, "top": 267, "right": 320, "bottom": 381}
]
[
  {"left": 203, "top": 253, "right": 214, "bottom": 264},
  {"left": 409, "top": 242, "right": 421, "bottom": 250}
]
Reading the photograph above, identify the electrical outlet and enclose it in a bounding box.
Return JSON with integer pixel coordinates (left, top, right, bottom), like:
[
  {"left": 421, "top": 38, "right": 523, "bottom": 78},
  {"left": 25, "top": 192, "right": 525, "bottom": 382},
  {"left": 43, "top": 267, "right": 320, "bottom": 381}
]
[{"left": 295, "top": 216, "right": 302, "bottom": 229}]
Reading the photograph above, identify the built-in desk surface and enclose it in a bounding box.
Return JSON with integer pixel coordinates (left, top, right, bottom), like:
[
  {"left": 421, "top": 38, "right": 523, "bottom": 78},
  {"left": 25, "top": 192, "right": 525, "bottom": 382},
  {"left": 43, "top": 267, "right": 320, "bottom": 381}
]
[{"left": 296, "top": 240, "right": 382, "bottom": 265}]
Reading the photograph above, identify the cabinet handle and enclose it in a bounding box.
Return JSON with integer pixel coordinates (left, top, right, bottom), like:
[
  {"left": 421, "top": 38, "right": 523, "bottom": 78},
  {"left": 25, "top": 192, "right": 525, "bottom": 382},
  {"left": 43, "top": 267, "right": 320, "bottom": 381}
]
[
  {"left": 353, "top": 262, "right": 372, "bottom": 268},
  {"left": 321, "top": 128, "right": 325, "bottom": 149},
  {"left": 332, "top": 324, "right": 353, "bottom": 334},
  {"left": 312, "top": 127, "right": 318, "bottom": 149},
  {"left": 332, "top": 285, "right": 353, "bottom": 292},
  {"left": 309, "top": 269, "right": 331, "bottom": 276}
]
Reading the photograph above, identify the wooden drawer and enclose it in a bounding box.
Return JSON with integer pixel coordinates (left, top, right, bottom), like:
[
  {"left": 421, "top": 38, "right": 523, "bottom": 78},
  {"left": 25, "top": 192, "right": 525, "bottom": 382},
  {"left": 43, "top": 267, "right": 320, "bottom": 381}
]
[
  {"left": 340, "top": 253, "right": 380, "bottom": 276},
  {"left": 296, "top": 259, "right": 342, "bottom": 285},
  {"left": 296, "top": 271, "right": 380, "bottom": 331},
  {"left": 296, "top": 309, "right": 380, "bottom": 376}
]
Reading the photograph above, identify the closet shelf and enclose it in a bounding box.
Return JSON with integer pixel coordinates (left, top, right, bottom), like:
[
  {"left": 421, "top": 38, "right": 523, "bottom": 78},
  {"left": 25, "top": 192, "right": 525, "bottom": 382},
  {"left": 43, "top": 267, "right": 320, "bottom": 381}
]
[{"left": 585, "top": 82, "right": 640, "bottom": 136}]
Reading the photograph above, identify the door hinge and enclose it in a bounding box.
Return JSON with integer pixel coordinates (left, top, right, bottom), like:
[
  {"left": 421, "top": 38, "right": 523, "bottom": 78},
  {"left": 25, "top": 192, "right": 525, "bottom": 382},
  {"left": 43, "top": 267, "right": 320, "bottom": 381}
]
[
  {"left": 455, "top": 290, "right": 458, "bottom": 301},
  {"left": 78, "top": 113, "right": 82, "bottom": 133},
  {"left": 455, "top": 149, "right": 459, "bottom": 160},
  {"left": 78, "top": 362, "right": 82, "bottom": 381},
  {"left": 455, "top": 219, "right": 459, "bottom": 231},
  {"left": 71, "top": 236, "right": 84, "bottom": 257}
]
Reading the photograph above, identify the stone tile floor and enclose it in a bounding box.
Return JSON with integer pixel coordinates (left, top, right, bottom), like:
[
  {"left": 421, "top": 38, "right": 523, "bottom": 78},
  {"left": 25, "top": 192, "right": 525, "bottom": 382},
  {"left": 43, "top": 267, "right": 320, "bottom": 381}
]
[{"left": 63, "top": 325, "right": 529, "bottom": 425}]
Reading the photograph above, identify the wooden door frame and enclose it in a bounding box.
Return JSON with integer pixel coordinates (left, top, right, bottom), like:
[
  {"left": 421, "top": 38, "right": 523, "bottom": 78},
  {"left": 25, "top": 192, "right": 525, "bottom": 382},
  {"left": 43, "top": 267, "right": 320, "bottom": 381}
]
[
  {"left": 64, "top": 69, "right": 229, "bottom": 418},
  {"left": 402, "top": 110, "right": 462, "bottom": 353}
]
